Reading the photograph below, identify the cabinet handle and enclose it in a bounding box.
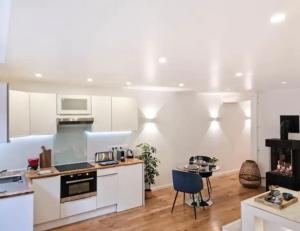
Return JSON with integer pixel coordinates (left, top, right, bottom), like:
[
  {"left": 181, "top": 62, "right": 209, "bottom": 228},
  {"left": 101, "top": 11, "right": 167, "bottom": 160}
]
[
  {"left": 66, "top": 177, "right": 95, "bottom": 184},
  {"left": 98, "top": 173, "right": 118, "bottom": 177}
]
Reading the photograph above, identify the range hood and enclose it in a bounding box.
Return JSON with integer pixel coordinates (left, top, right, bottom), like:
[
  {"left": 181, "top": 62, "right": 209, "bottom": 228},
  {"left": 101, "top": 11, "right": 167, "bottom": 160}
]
[{"left": 57, "top": 117, "right": 94, "bottom": 125}]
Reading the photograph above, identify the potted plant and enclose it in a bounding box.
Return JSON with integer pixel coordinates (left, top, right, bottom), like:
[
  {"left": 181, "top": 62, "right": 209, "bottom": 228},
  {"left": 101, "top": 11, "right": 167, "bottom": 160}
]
[{"left": 136, "top": 143, "right": 160, "bottom": 199}]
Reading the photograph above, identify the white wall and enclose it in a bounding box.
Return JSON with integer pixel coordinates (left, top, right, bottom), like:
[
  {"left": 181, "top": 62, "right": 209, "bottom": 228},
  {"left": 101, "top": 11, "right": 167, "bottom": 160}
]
[
  {"left": 0, "top": 83, "right": 8, "bottom": 143},
  {"left": 257, "top": 88, "right": 300, "bottom": 180},
  {"left": 0, "top": 81, "right": 254, "bottom": 188},
  {"left": 0, "top": 0, "right": 11, "bottom": 63}
]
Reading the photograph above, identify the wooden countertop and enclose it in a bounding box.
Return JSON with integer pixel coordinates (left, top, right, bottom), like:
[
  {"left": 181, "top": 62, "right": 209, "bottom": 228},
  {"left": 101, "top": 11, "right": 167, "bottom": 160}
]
[
  {"left": 0, "top": 159, "right": 143, "bottom": 199},
  {"left": 26, "top": 158, "right": 144, "bottom": 180},
  {"left": 0, "top": 170, "right": 34, "bottom": 199}
]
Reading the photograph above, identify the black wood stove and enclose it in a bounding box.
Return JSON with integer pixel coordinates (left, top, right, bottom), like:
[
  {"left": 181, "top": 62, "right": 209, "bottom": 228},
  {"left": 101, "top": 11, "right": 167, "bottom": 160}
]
[{"left": 265, "top": 139, "right": 300, "bottom": 191}]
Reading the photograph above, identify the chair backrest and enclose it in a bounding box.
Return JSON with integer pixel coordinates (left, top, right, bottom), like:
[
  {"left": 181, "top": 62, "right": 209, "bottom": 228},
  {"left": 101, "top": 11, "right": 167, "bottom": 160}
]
[
  {"left": 189, "top": 155, "right": 211, "bottom": 163},
  {"left": 172, "top": 170, "right": 203, "bottom": 194},
  {"left": 195, "top": 155, "right": 211, "bottom": 162}
]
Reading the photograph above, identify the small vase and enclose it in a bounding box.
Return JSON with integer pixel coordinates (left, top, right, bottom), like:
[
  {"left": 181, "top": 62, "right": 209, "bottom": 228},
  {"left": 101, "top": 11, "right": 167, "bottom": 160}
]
[{"left": 145, "top": 189, "right": 152, "bottom": 199}]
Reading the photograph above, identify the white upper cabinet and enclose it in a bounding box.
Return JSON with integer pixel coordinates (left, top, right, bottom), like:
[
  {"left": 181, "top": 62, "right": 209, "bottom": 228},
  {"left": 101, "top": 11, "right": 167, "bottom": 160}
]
[
  {"left": 111, "top": 97, "right": 138, "bottom": 131},
  {"left": 92, "top": 96, "right": 111, "bottom": 132},
  {"left": 9, "top": 90, "right": 30, "bottom": 138},
  {"left": 30, "top": 92, "right": 57, "bottom": 135},
  {"left": 0, "top": 83, "right": 8, "bottom": 143}
]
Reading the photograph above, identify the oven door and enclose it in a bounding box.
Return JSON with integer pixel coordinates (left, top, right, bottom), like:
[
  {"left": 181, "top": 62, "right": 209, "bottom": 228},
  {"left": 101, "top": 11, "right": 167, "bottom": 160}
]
[{"left": 61, "top": 171, "right": 97, "bottom": 203}]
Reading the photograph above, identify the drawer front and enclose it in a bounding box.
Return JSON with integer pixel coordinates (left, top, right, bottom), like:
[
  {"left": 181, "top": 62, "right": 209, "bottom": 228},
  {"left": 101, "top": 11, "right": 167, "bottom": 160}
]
[
  {"left": 97, "top": 168, "right": 118, "bottom": 176},
  {"left": 60, "top": 196, "right": 97, "bottom": 218}
]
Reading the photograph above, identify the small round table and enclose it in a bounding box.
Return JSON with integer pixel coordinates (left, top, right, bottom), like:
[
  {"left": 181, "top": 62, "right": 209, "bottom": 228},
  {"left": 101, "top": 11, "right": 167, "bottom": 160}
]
[{"left": 176, "top": 163, "right": 220, "bottom": 208}]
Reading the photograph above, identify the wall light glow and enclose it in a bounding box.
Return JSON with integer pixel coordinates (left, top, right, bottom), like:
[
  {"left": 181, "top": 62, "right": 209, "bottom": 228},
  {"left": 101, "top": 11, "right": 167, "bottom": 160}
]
[
  {"left": 143, "top": 108, "right": 158, "bottom": 120},
  {"left": 244, "top": 73, "right": 253, "bottom": 91},
  {"left": 144, "top": 122, "right": 158, "bottom": 133},
  {"left": 239, "top": 100, "right": 251, "bottom": 118},
  {"left": 210, "top": 120, "right": 220, "bottom": 131},
  {"left": 209, "top": 107, "right": 220, "bottom": 119},
  {"left": 245, "top": 118, "right": 251, "bottom": 129}
]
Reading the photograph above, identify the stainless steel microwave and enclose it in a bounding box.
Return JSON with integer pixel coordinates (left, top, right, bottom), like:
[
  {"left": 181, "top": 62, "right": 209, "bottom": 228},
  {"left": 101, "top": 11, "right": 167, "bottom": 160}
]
[{"left": 57, "top": 95, "right": 91, "bottom": 115}]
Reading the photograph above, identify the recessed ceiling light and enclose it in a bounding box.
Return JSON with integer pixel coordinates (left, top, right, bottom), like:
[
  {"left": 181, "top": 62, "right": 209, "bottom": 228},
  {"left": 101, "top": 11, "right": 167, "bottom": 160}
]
[
  {"left": 126, "top": 81, "right": 132, "bottom": 86},
  {"left": 270, "top": 13, "right": 286, "bottom": 24},
  {"left": 86, "top": 78, "right": 93, "bottom": 82},
  {"left": 34, "top": 73, "right": 43, "bottom": 78},
  {"left": 235, "top": 72, "right": 243, "bottom": 77},
  {"left": 179, "top": 83, "right": 184, "bottom": 87},
  {"left": 158, "top": 57, "right": 167, "bottom": 64},
  {"left": 281, "top": 81, "right": 287, "bottom": 84}
]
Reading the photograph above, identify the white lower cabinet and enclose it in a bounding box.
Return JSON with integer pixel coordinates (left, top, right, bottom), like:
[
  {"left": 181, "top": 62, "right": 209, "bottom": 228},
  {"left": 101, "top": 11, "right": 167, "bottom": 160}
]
[
  {"left": 32, "top": 176, "right": 60, "bottom": 225},
  {"left": 32, "top": 163, "right": 143, "bottom": 229},
  {"left": 0, "top": 194, "right": 33, "bottom": 231},
  {"left": 60, "top": 196, "right": 97, "bottom": 218},
  {"left": 97, "top": 168, "right": 118, "bottom": 208},
  {"left": 117, "top": 164, "right": 144, "bottom": 212}
]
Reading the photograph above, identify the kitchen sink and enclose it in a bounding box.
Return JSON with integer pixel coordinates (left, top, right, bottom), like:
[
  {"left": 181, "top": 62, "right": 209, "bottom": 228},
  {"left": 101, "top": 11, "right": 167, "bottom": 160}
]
[{"left": 0, "top": 175, "right": 23, "bottom": 184}]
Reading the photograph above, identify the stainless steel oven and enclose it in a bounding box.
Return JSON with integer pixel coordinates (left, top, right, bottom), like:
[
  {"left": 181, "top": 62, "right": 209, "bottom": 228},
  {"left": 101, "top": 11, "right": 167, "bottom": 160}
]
[{"left": 60, "top": 171, "right": 97, "bottom": 203}]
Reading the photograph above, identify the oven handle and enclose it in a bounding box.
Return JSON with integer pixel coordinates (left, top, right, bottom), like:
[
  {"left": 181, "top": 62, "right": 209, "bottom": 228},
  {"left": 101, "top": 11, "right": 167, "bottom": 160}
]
[{"left": 65, "top": 177, "right": 95, "bottom": 184}]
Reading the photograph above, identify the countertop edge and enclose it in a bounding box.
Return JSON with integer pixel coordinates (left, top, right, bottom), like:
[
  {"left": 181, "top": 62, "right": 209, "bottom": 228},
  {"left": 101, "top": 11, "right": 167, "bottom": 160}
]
[
  {"left": 26, "top": 158, "right": 144, "bottom": 180},
  {"left": 0, "top": 189, "right": 34, "bottom": 199}
]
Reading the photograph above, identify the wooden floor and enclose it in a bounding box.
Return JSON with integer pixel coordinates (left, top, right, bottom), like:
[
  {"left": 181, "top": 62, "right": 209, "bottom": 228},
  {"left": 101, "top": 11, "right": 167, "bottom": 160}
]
[{"left": 52, "top": 172, "right": 264, "bottom": 231}]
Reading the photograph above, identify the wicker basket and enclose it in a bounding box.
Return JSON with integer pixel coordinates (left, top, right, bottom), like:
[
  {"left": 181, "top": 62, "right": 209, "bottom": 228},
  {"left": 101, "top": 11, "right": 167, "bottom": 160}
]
[{"left": 239, "top": 160, "right": 261, "bottom": 188}]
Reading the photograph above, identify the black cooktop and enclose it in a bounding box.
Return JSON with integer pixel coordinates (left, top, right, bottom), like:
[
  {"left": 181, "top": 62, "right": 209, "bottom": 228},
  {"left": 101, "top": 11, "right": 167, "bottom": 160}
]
[{"left": 55, "top": 162, "right": 94, "bottom": 172}]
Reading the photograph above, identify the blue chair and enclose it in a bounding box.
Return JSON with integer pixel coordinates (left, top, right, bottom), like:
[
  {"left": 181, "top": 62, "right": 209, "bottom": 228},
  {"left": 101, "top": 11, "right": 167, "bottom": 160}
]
[{"left": 171, "top": 170, "right": 204, "bottom": 219}]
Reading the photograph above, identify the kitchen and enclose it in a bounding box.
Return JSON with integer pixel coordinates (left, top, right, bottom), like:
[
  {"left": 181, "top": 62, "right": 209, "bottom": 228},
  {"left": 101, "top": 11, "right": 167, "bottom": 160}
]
[
  {"left": 0, "top": 85, "right": 144, "bottom": 231},
  {"left": 3, "top": 0, "right": 300, "bottom": 230}
]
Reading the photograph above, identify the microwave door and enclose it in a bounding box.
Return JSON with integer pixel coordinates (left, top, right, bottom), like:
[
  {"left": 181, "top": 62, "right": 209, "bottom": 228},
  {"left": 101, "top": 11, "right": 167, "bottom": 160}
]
[{"left": 57, "top": 95, "right": 91, "bottom": 115}]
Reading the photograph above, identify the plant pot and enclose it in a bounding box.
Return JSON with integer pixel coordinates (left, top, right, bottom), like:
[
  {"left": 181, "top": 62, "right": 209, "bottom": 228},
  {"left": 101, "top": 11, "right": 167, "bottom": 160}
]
[
  {"left": 145, "top": 189, "right": 152, "bottom": 199},
  {"left": 209, "top": 164, "right": 216, "bottom": 171}
]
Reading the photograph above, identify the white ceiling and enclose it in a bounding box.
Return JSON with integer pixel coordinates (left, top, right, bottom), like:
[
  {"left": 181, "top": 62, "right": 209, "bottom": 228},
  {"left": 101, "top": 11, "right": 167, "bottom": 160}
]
[{"left": 0, "top": 0, "right": 300, "bottom": 92}]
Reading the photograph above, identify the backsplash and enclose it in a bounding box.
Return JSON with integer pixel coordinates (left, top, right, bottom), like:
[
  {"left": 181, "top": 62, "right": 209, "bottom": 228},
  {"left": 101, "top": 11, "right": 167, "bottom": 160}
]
[{"left": 53, "top": 125, "right": 90, "bottom": 165}]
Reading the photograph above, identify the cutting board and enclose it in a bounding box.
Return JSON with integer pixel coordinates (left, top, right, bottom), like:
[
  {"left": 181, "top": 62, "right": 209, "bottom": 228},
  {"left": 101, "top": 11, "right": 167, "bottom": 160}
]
[{"left": 39, "top": 146, "right": 52, "bottom": 169}]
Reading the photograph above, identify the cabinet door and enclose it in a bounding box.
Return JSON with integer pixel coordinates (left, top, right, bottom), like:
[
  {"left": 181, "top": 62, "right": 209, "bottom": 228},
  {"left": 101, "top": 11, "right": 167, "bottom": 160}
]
[
  {"left": 30, "top": 92, "right": 57, "bottom": 135},
  {"left": 92, "top": 96, "right": 111, "bottom": 132},
  {"left": 117, "top": 164, "right": 143, "bottom": 212},
  {"left": 0, "top": 83, "right": 8, "bottom": 143},
  {"left": 9, "top": 90, "right": 30, "bottom": 138},
  {"left": 111, "top": 97, "right": 138, "bottom": 131},
  {"left": 97, "top": 173, "right": 118, "bottom": 208},
  {"left": 32, "top": 176, "right": 60, "bottom": 224},
  {"left": 0, "top": 194, "right": 33, "bottom": 231}
]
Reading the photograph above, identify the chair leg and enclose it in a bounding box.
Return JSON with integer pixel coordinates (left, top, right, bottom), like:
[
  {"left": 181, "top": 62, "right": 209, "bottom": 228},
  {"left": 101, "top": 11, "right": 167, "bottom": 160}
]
[
  {"left": 199, "top": 191, "right": 206, "bottom": 210},
  {"left": 183, "top": 192, "right": 185, "bottom": 205},
  {"left": 171, "top": 191, "right": 178, "bottom": 213},
  {"left": 207, "top": 178, "right": 212, "bottom": 193},
  {"left": 206, "top": 178, "right": 211, "bottom": 200},
  {"left": 192, "top": 194, "right": 197, "bottom": 219}
]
